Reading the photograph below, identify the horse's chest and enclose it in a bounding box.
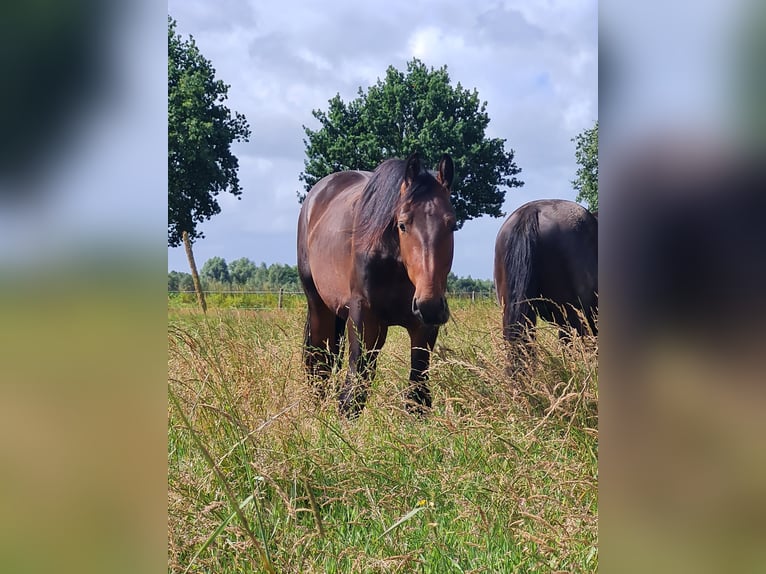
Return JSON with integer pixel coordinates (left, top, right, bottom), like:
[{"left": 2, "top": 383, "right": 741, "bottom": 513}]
[{"left": 362, "top": 261, "right": 414, "bottom": 322}]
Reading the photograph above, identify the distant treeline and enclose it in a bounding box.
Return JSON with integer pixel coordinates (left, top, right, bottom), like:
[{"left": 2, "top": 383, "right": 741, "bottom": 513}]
[
  {"left": 168, "top": 258, "right": 301, "bottom": 292},
  {"left": 168, "top": 257, "right": 494, "bottom": 294}
]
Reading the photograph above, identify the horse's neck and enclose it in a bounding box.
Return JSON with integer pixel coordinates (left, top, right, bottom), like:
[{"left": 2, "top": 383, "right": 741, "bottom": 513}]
[{"left": 368, "top": 236, "right": 401, "bottom": 264}]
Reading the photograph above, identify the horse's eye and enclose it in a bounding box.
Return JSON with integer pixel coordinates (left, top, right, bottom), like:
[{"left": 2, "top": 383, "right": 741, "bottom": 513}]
[{"left": 398, "top": 222, "right": 406, "bottom": 232}]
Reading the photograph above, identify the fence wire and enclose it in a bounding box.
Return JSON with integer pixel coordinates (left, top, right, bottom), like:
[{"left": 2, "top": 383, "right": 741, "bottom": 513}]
[{"left": 168, "top": 289, "right": 496, "bottom": 310}]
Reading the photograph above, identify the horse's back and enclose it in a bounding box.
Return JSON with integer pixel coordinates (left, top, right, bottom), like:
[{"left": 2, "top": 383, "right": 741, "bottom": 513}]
[
  {"left": 494, "top": 200, "right": 576, "bottom": 285},
  {"left": 298, "top": 171, "right": 371, "bottom": 314},
  {"left": 535, "top": 200, "right": 597, "bottom": 255}
]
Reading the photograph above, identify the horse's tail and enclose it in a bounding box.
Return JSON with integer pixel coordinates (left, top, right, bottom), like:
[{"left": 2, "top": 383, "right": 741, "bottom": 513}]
[{"left": 501, "top": 208, "right": 540, "bottom": 340}]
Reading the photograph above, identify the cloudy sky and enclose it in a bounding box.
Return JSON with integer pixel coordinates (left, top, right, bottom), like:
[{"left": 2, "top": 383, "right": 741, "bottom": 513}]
[{"left": 167, "top": 0, "right": 597, "bottom": 279}]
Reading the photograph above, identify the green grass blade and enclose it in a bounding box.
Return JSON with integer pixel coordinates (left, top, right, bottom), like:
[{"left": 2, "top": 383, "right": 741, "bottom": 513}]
[
  {"left": 378, "top": 504, "right": 426, "bottom": 539},
  {"left": 168, "top": 387, "right": 277, "bottom": 574},
  {"left": 183, "top": 493, "right": 255, "bottom": 574}
]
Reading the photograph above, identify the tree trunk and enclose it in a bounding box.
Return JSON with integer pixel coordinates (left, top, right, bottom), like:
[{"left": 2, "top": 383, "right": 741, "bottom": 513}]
[{"left": 182, "top": 231, "right": 207, "bottom": 314}]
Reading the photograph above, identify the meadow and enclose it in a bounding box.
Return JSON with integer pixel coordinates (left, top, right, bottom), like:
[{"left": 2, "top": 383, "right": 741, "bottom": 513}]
[{"left": 168, "top": 299, "right": 598, "bottom": 573}]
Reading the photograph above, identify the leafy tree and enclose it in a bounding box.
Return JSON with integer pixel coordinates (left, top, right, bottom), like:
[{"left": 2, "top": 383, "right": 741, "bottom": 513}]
[
  {"left": 266, "top": 263, "right": 299, "bottom": 289},
  {"left": 181, "top": 274, "right": 195, "bottom": 292},
  {"left": 168, "top": 17, "right": 251, "bottom": 247},
  {"left": 299, "top": 58, "right": 523, "bottom": 227},
  {"left": 572, "top": 121, "right": 598, "bottom": 212},
  {"left": 168, "top": 271, "right": 196, "bottom": 291},
  {"left": 447, "top": 272, "right": 494, "bottom": 294},
  {"left": 172, "top": 260, "right": 500, "bottom": 295},
  {"left": 201, "top": 256, "right": 230, "bottom": 285},
  {"left": 228, "top": 257, "right": 258, "bottom": 285},
  {"left": 168, "top": 271, "right": 179, "bottom": 292},
  {"left": 246, "top": 263, "right": 267, "bottom": 289}
]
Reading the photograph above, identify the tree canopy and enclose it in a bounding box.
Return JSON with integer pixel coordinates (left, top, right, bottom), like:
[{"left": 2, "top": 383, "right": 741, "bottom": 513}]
[
  {"left": 200, "top": 256, "right": 230, "bottom": 284},
  {"left": 168, "top": 270, "right": 195, "bottom": 292},
  {"left": 228, "top": 257, "right": 258, "bottom": 285},
  {"left": 299, "top": 59, "right": 523, "bottom": 227},
  {"left": 170, "top": 260, "right": 302, "bottom": 292},
  {"left": 169, "top": 261, "right": 493, "bottom": 294},
  {"left": 168, "top": 17, "right": 251, "bottom": 247},
  {"left": 572, "top": 121, "right": 598, "bottom": 212},
  {"left": 446, "top": 272, "right": 494, "bottom": 294}
]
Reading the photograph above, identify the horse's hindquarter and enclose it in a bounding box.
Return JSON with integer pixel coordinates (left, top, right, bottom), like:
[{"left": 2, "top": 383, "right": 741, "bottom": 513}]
[
  {"left": 300, "top": 171, "right": 370, "bottom": 315},
  {"left": 537, "top": 205, "right": 598, "bottom": 304}
]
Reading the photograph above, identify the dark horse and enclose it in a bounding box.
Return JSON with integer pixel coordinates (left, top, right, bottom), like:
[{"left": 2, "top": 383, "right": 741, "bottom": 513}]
[
  {"left": 494, "top": 199, "right": 598, "bottom": 344},
  {"left": 297, "top": 153, "right": 456, "bottom": 417}
]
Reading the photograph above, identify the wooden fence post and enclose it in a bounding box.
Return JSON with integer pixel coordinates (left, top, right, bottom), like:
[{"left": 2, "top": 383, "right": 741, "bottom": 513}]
[{"left": 278, "top": 288, "right": 284, "bottom": 309}]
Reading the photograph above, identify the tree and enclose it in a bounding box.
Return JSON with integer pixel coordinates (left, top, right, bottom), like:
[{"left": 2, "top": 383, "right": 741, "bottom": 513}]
[
  {"left": 168, "top": 271, "right": 179, "bottom": 292},
  {"left": 168, "top": 17, "right": 251, "bottom": 247},
  {"left": 266, "top": 263, "right": 299, "bottom": 290},
  {"left": 179, "top": 273, "right": 196, "bottom": 292},
  {"left": 168, "top": 271, "right": 195, "bottom": 292},
  {"left": 299, "top": 59, "right": 523, "bottom": 227},
  {"left": 572, "top": 121, "right": 598, "bottom": 212},
  {"left": 228, "top": 257, "right": 257, "bottom": 286},
  {"left": 201, "top": 257, "right": 230, "bottom": 285},
  {"left": 447, "top": 272, "right": 494, "bottom": 294}
]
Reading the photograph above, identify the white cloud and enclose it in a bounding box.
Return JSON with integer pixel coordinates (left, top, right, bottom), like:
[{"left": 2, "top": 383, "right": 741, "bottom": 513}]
[
  {"left": 168, "top": 0, "right": 598, "bottom": 278},
  {"left": 407, "top": 26, "right": 470, "bottom": 62},
  {"left": 563, "top": 99, "right": 594, "bottom": 132}
]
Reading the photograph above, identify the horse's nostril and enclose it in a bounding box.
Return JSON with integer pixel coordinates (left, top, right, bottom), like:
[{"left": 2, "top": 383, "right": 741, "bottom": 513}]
[{"left": 412, "top": 297, "right": 419, "bottom": 314}]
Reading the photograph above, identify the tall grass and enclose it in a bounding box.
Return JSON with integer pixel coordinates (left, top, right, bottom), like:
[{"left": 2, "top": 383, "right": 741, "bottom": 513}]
[{"left": 168, "top": 301, "right": 597, "bottom": 573}]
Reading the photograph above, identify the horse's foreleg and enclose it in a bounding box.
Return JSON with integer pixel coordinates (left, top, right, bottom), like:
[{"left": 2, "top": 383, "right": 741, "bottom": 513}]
[
  {"left": 405, "top": 324, "right": 439, "bottom": 415},
  {"left": 338, "top": 303, "right": 387, "bottom": 418}
]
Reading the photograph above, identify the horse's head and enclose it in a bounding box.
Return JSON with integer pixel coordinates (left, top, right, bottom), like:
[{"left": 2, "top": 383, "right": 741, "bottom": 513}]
[{"left": 396, "top": 153, "right": 456, "bottom": 325}]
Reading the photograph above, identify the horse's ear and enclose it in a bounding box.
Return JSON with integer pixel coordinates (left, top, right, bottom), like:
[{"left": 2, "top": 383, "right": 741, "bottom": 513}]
[
  {"left": 437, "top": 154, "right": 454, "bottom": 189},
  {"left": 404, "top": 152, "right": 421, "bottom": 186}
]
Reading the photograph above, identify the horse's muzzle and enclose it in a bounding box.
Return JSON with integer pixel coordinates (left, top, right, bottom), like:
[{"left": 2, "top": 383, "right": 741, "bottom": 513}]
[{"left": 412, "top": 296, "right": 450, "bottom": 325}]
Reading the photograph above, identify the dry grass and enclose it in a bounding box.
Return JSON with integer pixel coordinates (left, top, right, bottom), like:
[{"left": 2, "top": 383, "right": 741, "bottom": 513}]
[{"left": 168, "top": 301, "right": 598, "bottom": 573}]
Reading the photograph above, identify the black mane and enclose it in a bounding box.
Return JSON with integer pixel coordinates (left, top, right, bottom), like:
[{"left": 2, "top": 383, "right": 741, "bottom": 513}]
[{"left": 354, "top": 158, "right": 438, "bottom": 253}]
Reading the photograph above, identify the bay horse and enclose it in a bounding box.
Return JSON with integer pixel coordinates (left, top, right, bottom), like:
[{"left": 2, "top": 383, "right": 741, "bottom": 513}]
[
  {"left": 494, "top": 199, "right": 598, "bottom": 345},
  {"left": 297, "top": 153, "right": 456, "bottom": 417}
]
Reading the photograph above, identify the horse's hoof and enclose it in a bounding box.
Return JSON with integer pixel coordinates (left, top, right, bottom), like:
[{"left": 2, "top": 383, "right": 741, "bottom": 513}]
[
  {"left": 404, "top": 400, "right": 432, "bottom": 417},
  {"left": 404, "top": 388, "right": 432, "bottom": 417},
  {"left": 311, "top": 384, "right": 328, "bottom": 404},
  {"left": 339, "top": 405, "right": 363, "bottom": 420},
  {"left": 338, "top": 392, "right": 366, "bottom": 420}
]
